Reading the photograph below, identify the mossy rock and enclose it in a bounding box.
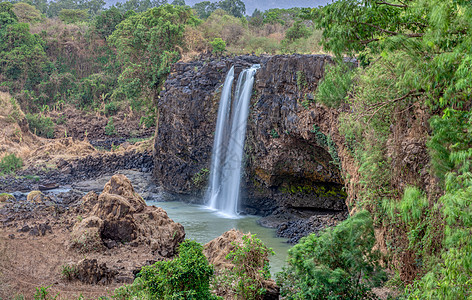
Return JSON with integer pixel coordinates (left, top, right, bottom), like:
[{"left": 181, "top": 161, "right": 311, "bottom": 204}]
[
  {"left": 0, "top": 193, "right": 15, "bottom": 202},
  {"left": 27, "top": 190, "right": 45, "bottom": 203}
]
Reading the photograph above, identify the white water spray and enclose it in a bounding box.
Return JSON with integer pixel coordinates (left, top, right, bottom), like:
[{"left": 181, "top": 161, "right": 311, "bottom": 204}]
[{"left": 207, "top": 65, "right": 260, "bottom": 218}]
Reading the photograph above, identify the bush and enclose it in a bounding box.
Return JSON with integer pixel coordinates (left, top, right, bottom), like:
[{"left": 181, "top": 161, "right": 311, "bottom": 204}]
[
  {"left": 216, "top": 234, "right": 274, "bottom": 300},
  {"left": 283, "top": 21, "right": 311, "bottom": 43},
  {"left": 277, "top": 210, "right": 386, "bottom": 299},
  {"left": 209, "top": 38, "right": 226, "bottom": 55},
  {"left": 114, "top": 240, "right": 218, "bottom": 299},
  {"left": 105, "top": 117, "right": 115, "bottom": 136},
  {"left": 0, "top": 153, "right": 23, "bottom": 174},
  {"left": 315, "top": 62, "right": 355, "bottom": 108},
  {"left": 26, "top": 113, "right": 55, "bottom": 138}
]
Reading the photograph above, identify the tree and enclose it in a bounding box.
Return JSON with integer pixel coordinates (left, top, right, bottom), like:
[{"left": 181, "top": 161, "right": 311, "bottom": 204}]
[
  {"left": 59, "top": 8, "right": 88, "bottom": 23},
  {"left": 310, "top": 0, "right": 472, "bottom": 298},
  {"left": 277, "top": 211, "right": 385, "bottom": 299},
  {"left": 109, "top": 4, "right": 199, "bottom": 105},
  {"left": 94, "top": 6, "right": 125, "bottom": 38},
  {"left": 192, "top": 1, "right": 217, "bottom": 19},
  {"left": 12, "top": 2, "right": 43, "bottom": 23},
  {"left": 0, "top": 2, "right": 46, "bottom": 92},
  {"left": 217, "top": 0, "right": 245, "bottom": 18},
  {"left": 171, "top": 0, "right": 185, "bottom": 6}
]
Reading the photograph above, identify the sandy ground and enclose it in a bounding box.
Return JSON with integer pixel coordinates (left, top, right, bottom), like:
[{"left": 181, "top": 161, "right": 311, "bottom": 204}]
[{"left": 0, "top": 197, "right": 168, "bottom": 300}]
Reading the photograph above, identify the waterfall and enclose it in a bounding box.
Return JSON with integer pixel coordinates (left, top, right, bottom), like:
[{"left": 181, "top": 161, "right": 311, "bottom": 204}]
[{"left": 207, "top": 64, "right": 260, "bottom": 218}]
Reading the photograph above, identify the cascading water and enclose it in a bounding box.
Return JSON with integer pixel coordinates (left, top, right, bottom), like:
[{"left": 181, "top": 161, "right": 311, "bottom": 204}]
[{"left": 207, "top": 65, "right": 260, "bottom": 218}]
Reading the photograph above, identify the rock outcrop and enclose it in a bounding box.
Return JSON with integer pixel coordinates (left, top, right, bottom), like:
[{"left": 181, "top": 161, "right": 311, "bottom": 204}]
[
  {"left": 204, "top": 229, "right": 279, "bottom": 300},
  {"left": 153, "top": 55, "right": 347, "bottom": 217},
  {"left": 69, "top": 174, "right": 185, "bottom": 257}
]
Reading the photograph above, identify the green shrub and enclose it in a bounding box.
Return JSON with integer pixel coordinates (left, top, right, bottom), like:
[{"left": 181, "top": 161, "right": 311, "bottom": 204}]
[
  {"left": 315, "top": 62, "right": 355, "bottom": 108},
  {"left": 209, "top": 37, "right": 226, "bottom": 55},
  {"left": 104, "top": 101, "right": 118, "bottom": 116},
  {"left": 105, "top": 117, "right": 116, "bottom": 136},
  {"left": 33, "top": 285, "right": 58, "bottom": 300},
  {"left": 26, "top": 113, "right": 55, "bottom": 138},
  {"left": 283, "top": 21, "right": 311, "bottom": 43},
  {"left": 61, "top": 264, "right": 78, "bottom": 281},
  {"left": 0, "top": 153, "right": 23, "bottom": 174},
  {"left": 139, "top": 114, "right": 156, "bottom": 128},
  {"left": 226, "top": 234, "right": 274, "bottom": 300},
  {"left": 277, "top": 211, "right": 386, "bottom": 299},
  {"left": 114, "top": 240, "right": 218, "bottom": 299}
]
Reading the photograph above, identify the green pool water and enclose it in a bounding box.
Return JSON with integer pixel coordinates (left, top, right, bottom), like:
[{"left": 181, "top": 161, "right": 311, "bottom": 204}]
[{"left": 146, "top": 200, "right": 291, "bottom": 275}]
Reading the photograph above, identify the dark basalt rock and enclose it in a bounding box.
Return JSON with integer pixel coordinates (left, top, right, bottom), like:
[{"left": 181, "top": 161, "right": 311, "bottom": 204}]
[{"left": 153, "top": 54, "right": 348, "bottom": 219}]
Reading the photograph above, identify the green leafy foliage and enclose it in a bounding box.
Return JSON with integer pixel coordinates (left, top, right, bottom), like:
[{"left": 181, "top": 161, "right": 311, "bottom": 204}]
[
  {"left": 33, "top": 285, "right": 58, "bottom": 300},
  {"left": 12, "top": 2, "right": 43, "bottom": 23},
  {"left": 94, "top": 6, "right": 125, "bottom": 38},
  {"left": 26, "top": 113, "right": 55, "bottom": 138},
  {"left": 114, "top": 240, "right": 218, "bottom": 299},
  {"left": 209, "top": 37, "right": 226, "bottom": 54},
  {"left": 109, "top": 4, "right": 199, "bottom": 104},
  {"left": 310, "top": 0, "right": 472, "bottom": 297},
  {"left": 0, "top": 3, "right": 46, "bottom": 93},
  {"left": 104, "top": 116, "right": 116, "bottom": 136},
  {"left": 277, "top": 211, "right": 385, "bottom": 299},
  {"left": 0, "top": 153, "right": 23, "bottom": 174},
  {"left": 192, "top": 0, "right": 245, "bottom": 19},
  {"left": 283, "top": 21, "right": 310, "bottom": 43},
  {"left": 315, "top": 62, "right": 355, "bottom": 108},
  {"left": 59, "top": 9, "right": 88, "bottom": 23},
  {"left": 225, "top": 234, "right": 274, "bottom": 300}
]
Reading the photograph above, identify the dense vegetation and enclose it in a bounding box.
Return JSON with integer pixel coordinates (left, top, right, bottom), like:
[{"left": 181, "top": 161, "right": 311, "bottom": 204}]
[
  {"left": 310, "top": 0, "right": 472, "bottom": 298},
  {"left": 2, "top": 0, "right": 471, "bottom": 298},
  {"left": 0, "top": 0, "right": 321, "bottom": 140}
]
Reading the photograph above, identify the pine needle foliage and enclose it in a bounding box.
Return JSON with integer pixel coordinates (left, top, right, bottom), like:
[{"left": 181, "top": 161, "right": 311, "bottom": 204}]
[{"left": 277, "top": 211, "right": 386, "bottom": 300}]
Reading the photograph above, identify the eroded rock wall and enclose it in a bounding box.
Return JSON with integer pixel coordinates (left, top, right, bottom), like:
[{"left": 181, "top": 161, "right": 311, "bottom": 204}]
[{"left": 153, "top": 55, "right": 347, "bottom": 215}]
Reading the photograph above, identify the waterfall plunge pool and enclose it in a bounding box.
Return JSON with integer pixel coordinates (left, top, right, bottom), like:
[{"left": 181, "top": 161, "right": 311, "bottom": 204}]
[{"left": 146, "top": 199, "right": 291, "bottom": 275}]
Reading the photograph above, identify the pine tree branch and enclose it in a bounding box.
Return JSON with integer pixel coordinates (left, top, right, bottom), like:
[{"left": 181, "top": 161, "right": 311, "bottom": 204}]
[
  {"left": 356, "top": 90, "right": 423, "bottom": 122},
  {"left": 375, "top": 1, "right": 408, "bottom": 8}
]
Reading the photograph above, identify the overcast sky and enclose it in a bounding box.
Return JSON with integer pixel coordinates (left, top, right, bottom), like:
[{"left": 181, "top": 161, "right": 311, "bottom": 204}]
[
  {"left": 107, "top": 0, "right": 332, "bottom": 14},
  {"left": 183, "top": 0, "right": 332, "bottom": 14}
]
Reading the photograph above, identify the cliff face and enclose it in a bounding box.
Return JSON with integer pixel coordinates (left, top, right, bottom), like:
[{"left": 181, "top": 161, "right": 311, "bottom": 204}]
[{"left": 153, "top": 55, "right": 347, "bottom": 215}]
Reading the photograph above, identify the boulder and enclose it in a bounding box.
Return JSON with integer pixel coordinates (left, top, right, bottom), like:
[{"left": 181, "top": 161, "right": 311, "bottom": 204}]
[
  {"left": 134, "top": 207, "right": 185, "bottom": 257},
  {"left": 69, "top": 174, "right": 185, "bottom": 257},
  {"left": 69, "top": 216, "right": 105, "bottom": 252},
  {"left": 74, "top": 258, "right": 117, "bottom": 285},
  {"left": 0, "top": 193, "right": 14, "bottom": 202},
  {"left": 204, "top": 229, "right": 280, "bottom": 300},
  {"left": 26, "top": 191, "right": 47, "bottom": 203},
  {"left": 101, "top": 174, "right": 146, "bottom": 212}
]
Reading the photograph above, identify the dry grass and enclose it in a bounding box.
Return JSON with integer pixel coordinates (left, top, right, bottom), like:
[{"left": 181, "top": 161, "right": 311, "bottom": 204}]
[{"left": 0, "top": 92, "right": 101, "bottom": 170}]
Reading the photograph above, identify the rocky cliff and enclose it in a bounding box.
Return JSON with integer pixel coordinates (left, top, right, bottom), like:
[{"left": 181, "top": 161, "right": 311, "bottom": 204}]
[{"left": 153, "top": 55, "right": 347, "bottom": 217}]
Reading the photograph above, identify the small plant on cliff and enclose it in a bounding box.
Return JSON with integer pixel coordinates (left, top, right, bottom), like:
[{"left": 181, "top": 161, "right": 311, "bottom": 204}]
[
  {"left": 277, "top": 210, "right": 386, "bottom": 299},
  {"left": 113, "top": 240, "right": 218, "bottom": 299},
  {"left": 60, "top": 264, "right": 78, "bottom": 281},
  {"left": 225, "top": 234, "right": 274, "bottom": 300},
  {"left": 0, "top": 153, "right": 23, "bottom": 174},
  {"left": 192, "top": 168, "right": 210, "bottom": 188},
  {"left": 105, "top": 117, "right": 116, "bottom": 136},
  {"left": 209, "top": 38, "right": 226, "bottom": 55},
  {"left": 269, "top": 129, "right": 280, "bottom": 138},
  {"left": 33, "top": 285, "right": 58, "bottom": 300}
]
